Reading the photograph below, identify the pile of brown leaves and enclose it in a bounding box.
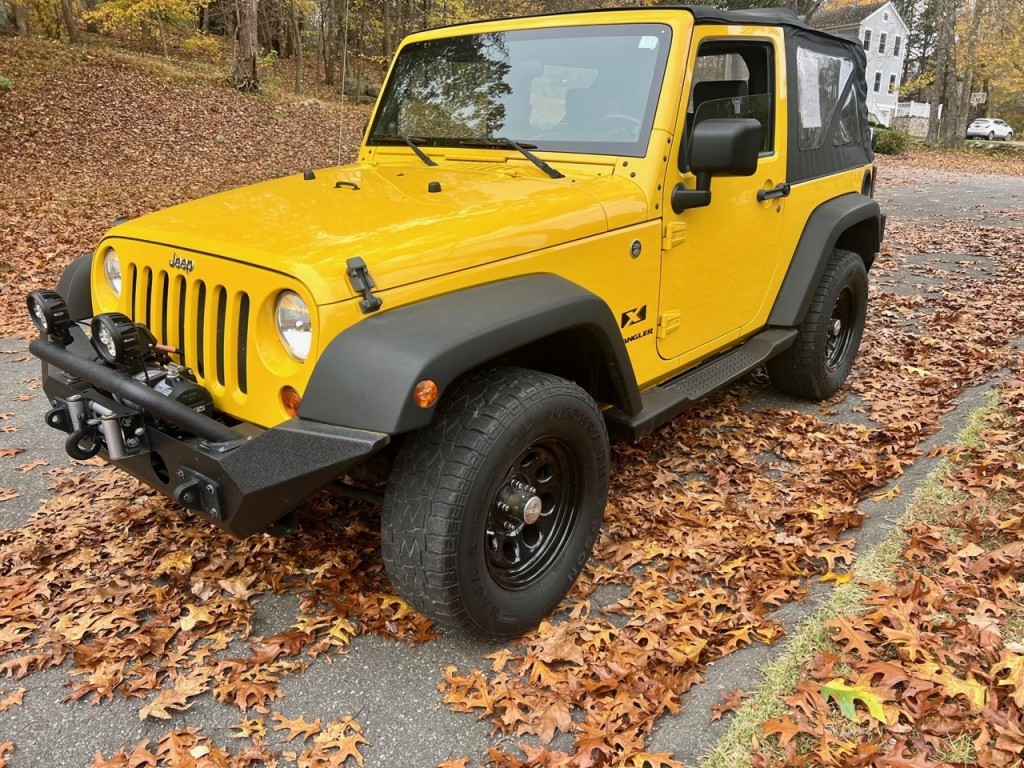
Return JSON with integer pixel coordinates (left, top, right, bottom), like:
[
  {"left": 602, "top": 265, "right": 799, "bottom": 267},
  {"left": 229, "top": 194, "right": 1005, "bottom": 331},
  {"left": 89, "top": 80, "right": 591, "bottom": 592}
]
[
  {"left": 2, "top": 36, "right": 1024, "bottom": 768},
  {"left": 889, "top": 143, "right": 1024, "bottom": 177},
  {"left": 749, "top": 369, "right": 1024, "bottom": 767},
  {"left": 0, "top": 465, "right": 436, "bottom": 765}
]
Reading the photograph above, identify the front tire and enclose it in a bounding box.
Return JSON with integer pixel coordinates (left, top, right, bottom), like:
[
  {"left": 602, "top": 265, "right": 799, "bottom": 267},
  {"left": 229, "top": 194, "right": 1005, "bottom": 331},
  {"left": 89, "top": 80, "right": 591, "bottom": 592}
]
[
  {"left": 767, "top": 248, "right": 868, "bottom": 400},
  {"left": 382, "top": 367, "right": 609, "bottom": 638}
]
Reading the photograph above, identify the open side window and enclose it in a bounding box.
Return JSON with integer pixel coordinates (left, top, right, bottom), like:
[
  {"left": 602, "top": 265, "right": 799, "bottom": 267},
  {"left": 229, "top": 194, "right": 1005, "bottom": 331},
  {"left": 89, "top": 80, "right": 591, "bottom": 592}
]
[{"left": 681, "top": 40, "right": 775, "bottom": 171}]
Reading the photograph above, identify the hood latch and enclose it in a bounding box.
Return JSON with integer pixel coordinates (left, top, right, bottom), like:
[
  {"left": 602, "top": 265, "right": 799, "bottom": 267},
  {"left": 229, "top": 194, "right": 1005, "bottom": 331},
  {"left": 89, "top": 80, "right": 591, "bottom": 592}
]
[{"left": 346, "top": 257, "right": 383, "bottom": 314}]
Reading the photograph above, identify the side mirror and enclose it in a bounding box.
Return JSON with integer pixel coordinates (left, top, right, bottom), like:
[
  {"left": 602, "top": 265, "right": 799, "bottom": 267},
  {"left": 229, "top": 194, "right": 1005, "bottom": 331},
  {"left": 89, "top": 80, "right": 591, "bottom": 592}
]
[{"left": 671, "top": 118, "right": 762, "bottom": 213}]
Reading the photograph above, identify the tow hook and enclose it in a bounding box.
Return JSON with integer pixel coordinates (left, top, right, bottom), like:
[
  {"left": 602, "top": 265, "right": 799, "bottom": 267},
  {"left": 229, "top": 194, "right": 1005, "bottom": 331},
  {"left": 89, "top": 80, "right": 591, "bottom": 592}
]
[
  {"left": 54, "top": 394, "right": 133, "bottom": 461},
  {"left": 66, "top": 425, "right": 101, "bottom": 460}
]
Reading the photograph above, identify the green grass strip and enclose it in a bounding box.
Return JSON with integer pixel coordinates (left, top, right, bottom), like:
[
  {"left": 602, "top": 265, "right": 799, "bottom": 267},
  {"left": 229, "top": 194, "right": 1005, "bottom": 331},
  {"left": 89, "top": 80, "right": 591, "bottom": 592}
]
[{"left": 700, "top": 392, "right": 1001, "bottom": 768}]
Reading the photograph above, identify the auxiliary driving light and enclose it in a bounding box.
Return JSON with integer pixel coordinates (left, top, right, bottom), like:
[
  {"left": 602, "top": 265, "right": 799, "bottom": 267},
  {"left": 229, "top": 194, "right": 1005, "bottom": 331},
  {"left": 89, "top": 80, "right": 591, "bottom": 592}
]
[
  {"left": 27, "top": 290, "right": 73, "bottom": 345},
  {"left": 90, "top": 313, "right": 141, "bottom": 365}
]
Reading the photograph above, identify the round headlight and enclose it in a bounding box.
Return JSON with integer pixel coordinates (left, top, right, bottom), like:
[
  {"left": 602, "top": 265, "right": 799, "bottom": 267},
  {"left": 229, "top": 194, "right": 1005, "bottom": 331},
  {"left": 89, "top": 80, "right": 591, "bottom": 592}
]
[
  {"left": 275, "top": 291, "right": 312, "bottom": 362},
  {"left": 103, "top": 248, "right": 122, "bottom": 297}
]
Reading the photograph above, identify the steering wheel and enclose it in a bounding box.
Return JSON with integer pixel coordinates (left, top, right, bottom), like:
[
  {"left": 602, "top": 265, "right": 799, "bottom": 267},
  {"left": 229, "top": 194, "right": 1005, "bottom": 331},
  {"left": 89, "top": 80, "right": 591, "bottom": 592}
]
[{"left": 587, "top": 113, "right": 642, "bottom": 140}]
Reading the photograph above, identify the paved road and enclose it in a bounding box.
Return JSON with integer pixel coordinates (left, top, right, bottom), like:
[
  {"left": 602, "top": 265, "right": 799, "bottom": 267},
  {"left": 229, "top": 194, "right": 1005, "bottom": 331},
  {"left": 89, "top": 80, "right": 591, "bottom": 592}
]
[{"left": 1, "top": 161, "right": 1022, "bottom": 767}]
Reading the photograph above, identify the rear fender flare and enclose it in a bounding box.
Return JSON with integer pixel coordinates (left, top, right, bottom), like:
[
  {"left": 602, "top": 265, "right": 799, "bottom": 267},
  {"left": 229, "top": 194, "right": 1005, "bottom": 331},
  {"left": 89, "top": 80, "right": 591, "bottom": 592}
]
[{"left": 768, "top": 193, "right": 882, "bottom": 327}]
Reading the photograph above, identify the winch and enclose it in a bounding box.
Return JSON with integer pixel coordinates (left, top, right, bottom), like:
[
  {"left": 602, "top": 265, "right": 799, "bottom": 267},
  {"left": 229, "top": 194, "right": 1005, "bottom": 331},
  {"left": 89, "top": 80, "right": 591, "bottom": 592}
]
[{"left": 123, "top": 363, "right": 213, "bottom": 417}]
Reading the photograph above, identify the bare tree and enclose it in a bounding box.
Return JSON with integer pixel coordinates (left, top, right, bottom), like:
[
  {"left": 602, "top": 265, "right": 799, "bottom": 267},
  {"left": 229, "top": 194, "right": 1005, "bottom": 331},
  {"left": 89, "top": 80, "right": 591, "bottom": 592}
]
[
  {"left": 60, "top": 0, "right": 80, "bottom": 42},
  {"left": 289, "top": 0, "right": 302, "bottom": 93},
  {"left": 12, "top": 0, "right": 27, "bottom": 34},
  {"left": 233, "top": 0, "right": 260, "bottom": 91},
  {"left": 926, "top": 0, "right": 987, "bottom": 147},
  {"left": 926, "top": 0, "right": 955, "bottom": 144},
  {"left": 948, "top": 0, "right": 987, "bottom": 147},
  {"left": 789, "top": 0, "right": 826, "bottom": 23}
]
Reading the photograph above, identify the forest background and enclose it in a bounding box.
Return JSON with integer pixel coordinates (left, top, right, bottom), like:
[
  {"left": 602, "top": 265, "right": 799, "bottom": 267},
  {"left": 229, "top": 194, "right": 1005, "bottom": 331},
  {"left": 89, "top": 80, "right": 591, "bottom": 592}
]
[{"left": 0, "top": 0, "right": 1021, "bottom": 149}]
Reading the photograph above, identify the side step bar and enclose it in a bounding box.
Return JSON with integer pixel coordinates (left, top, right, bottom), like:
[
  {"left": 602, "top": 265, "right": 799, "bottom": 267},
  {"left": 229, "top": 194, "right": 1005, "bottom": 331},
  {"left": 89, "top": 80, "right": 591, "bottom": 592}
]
[{"left": 604, "top": 328, "right": 798, "bottom": 441}]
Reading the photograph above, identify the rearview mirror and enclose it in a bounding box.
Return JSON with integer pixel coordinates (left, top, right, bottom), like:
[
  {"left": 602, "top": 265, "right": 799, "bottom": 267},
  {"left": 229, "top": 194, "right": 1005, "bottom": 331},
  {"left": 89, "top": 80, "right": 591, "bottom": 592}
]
[{"left": 671, "top": 118, "right": 762, "bottom": 213}]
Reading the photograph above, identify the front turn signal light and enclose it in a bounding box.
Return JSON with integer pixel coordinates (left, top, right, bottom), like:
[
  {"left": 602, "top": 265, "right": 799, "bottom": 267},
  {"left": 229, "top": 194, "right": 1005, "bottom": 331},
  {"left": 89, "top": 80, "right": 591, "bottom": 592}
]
[
  {"left": 281, "top": 386, "right": 302, "bottom": 417},
  {"left": 413, "top": 380, "right": 438, "bottom": 408}
]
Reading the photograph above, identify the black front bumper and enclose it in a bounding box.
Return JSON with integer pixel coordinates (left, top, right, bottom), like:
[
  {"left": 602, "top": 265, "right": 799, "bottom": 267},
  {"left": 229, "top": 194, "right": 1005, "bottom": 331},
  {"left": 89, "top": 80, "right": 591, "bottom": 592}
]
[{"left": 31, "top": 334, "right": 389, "bottom": 537}]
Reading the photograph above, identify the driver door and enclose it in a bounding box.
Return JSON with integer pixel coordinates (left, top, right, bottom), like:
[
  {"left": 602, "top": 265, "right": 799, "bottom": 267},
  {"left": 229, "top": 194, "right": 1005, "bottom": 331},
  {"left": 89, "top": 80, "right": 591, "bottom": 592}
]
[{"left": 657, "top": 30, "right": 787, "bottom": 362}]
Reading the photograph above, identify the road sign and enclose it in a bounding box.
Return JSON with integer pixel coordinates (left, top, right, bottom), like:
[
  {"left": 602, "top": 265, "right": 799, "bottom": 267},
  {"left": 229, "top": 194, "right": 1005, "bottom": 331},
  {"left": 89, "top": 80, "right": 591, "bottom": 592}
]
[{"left": 971, "top": 92, "right": 988, "bottom": 105}]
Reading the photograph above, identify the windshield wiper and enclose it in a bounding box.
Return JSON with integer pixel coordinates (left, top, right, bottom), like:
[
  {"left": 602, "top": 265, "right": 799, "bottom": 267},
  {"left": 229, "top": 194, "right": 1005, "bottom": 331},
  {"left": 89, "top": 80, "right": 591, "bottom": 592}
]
[
  {"left": 374, "top": 133, "right": 437, "bottom": 167},
  {"left": 457, "top": 137, "right": 564, "bottom": 180}
]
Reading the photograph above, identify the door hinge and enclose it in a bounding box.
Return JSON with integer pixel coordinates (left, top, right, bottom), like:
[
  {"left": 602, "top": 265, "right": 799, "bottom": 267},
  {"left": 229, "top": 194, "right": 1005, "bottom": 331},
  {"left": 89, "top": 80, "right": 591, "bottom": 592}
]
[
  {"left": 346, "top": 257, "right": 383, "bottom": 314},
  {"left": 662, "top": 222, "right": 687, "bottom": 250},
  {"left": 657, "top": 311, "right": 681, "bottom": 338}
]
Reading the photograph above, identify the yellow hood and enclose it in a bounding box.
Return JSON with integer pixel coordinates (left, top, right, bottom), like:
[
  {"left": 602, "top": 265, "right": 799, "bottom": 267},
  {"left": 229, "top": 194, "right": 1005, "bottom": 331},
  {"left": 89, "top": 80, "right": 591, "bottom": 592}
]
[{"left": 109, "top": 163, "right": 649, "bottom": 305}]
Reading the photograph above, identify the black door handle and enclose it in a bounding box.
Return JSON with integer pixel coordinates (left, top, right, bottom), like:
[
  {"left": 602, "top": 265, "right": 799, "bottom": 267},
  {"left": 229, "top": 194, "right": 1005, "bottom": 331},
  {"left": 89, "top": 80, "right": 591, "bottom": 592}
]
[{"left": 757, "top": 183, "right": 791, "bottom": 202}]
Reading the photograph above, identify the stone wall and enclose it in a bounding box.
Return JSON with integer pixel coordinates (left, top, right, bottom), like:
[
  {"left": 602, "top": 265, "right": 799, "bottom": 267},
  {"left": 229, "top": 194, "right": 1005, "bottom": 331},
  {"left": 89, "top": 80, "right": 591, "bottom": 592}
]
[{"left": 891, "top": 116, "right": 929, "bottom": 137}]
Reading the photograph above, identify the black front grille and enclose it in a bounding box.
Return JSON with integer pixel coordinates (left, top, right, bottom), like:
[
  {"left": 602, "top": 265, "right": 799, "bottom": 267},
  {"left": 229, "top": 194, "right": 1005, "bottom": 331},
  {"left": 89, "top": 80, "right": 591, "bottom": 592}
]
[
  {"left": 159, "top": 273, "right": 169, "bottom": 345},
  {"left": 237, "top": 294, "right": 250, "bottom": 394},
  {"left": 215, "top": 287, "right": 227, "bottom": 387},
  {"left": 128, "top": 267, "right": 250, "bottom": 396},
  {"left": 177, "top": 278, "right": 187, "bottom": 366},
  {"left": 196, "top": 281, "right": 207, "bottom": 378}
]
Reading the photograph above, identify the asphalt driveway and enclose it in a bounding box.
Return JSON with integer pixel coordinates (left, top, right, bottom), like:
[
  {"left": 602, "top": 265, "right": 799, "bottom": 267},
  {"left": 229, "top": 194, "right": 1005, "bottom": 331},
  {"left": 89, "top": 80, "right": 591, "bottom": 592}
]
[{"left": 1, "top": 159, "right": 1022, "bottom": 767}]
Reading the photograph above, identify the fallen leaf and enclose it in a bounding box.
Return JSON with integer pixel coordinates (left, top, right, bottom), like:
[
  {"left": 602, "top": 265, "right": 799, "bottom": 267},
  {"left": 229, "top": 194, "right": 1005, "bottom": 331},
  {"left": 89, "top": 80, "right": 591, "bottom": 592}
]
[
  {"left": 271, "top": 712, "right": 320, "bottom": 743},
  {"left": 820, "top": 678, "right": 889, "bottom": 724}
]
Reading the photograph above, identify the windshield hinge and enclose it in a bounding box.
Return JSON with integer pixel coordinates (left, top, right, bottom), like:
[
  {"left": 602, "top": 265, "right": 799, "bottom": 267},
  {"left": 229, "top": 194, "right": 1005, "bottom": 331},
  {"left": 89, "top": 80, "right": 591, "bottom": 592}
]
[{"left": 346, "top": 257, "right": 383, "bottom": 314}]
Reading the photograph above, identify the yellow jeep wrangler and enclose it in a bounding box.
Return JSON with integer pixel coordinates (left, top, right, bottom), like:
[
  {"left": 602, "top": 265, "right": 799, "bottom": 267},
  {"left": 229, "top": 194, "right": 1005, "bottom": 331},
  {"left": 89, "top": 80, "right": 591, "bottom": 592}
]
[{"left": 28, "top": 6, "right": 883, "bottom": 637}]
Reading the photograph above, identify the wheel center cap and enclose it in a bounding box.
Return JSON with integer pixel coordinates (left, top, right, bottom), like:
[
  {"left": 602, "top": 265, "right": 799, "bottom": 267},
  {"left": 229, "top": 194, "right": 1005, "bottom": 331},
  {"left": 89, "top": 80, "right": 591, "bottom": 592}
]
[
  {"left": 496, "top": 481, "right": 542, "bottom": 525},
  {"left": 522, "top": 496, "right": 543, "bottom": 525},
  {"left": 831, "top": 318, "right": 842, "bottom": 337}
]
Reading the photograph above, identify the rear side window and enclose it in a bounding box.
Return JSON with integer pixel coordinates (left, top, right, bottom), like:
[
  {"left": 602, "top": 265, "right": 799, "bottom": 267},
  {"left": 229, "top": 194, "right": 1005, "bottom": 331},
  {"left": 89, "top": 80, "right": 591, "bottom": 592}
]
[{"left": 796, "top": 47, "right": 855, "bottom": 150}]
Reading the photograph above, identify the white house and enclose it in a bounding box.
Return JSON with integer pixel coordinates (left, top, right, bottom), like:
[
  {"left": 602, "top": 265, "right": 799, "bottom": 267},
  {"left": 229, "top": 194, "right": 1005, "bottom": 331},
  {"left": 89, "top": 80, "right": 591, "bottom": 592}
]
[{"left": 811, "top": 1, "right": 910, "bottom": 126}]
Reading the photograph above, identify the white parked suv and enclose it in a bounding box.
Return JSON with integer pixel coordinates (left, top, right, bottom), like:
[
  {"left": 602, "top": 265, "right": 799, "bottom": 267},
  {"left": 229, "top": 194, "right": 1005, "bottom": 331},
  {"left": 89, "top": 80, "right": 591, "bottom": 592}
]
[{"left": 967, "top": 117, "right": 1014, "bottom": 141}]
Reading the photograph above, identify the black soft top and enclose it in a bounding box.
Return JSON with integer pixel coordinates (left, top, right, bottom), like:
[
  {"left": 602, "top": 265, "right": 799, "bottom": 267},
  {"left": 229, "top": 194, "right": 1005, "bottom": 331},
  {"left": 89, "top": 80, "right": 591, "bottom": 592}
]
[{"left": 685, "top": 4, "right": 873, "bottom": 181}]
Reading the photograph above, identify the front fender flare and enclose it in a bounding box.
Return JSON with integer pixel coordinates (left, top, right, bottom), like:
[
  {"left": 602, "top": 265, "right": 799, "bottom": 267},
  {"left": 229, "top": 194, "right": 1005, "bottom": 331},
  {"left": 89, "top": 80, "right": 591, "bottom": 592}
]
[
  {"left": 57, "top": 253, "right": 94, "bottom": 321},
  {"left": 299, "top": 274, "right": 642, "bottom": 434}
]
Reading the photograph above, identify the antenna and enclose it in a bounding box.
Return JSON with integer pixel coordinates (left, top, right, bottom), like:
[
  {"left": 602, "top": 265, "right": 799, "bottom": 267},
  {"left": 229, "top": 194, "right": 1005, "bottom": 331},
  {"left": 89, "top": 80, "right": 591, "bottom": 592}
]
[{"left": 336, "top": 0, "right": 350, "bottom": 166}]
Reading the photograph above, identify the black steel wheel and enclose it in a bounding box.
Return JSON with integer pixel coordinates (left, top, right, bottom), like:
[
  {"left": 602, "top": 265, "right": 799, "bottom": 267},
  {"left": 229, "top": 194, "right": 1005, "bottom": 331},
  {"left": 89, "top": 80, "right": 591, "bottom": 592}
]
[
  {"left": 824, "top": 283, "right": 857, "bottom": 373},
  {"left": 767, "top": 248, "right": 868, "bottom": 400},
  {"left": 382, "top": 367, "right": 609, "bottom": 638},
  {"left": 485, "top": 437, "right": 584, "bottom": 591}
]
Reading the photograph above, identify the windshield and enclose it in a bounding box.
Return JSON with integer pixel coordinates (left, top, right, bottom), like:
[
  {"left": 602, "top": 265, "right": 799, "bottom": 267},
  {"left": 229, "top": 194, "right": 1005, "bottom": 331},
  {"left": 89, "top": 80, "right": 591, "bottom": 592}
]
[{"left": 368, "top": 23, "right": 672, "bottom": 157}]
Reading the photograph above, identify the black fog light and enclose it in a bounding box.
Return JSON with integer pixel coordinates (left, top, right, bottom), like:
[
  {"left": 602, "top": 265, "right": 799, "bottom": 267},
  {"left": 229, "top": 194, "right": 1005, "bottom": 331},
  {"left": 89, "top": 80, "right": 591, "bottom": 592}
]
[
  {"left": 27, "top": 290, "right": 73, "bottom": 345},
  {"left": 90, "top": 313, "right": 141, "bottom": 365}
]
